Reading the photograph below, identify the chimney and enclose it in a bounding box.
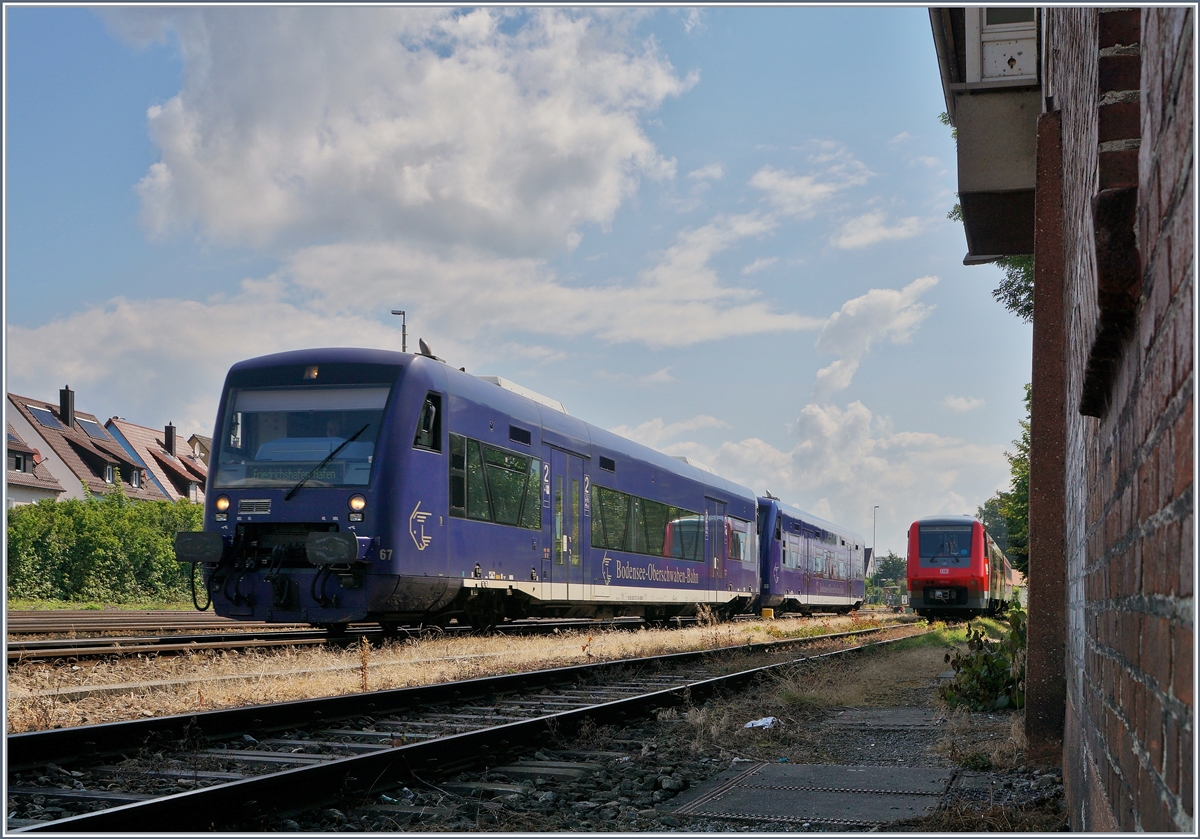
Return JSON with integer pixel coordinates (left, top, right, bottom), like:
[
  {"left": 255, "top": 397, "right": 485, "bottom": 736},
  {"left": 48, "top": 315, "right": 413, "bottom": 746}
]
[
  {"left": 164, "top": 423, "right": 176, "bottom": 456},
  {"left": 59, "top": 386, "right": 75, "bottom": 429}
]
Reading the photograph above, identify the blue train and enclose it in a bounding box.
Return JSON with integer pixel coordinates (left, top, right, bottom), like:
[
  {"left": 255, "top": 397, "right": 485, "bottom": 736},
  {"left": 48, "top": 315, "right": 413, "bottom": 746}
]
[{"left": 176, "top": 347, "right": 864, "bottom": 628}]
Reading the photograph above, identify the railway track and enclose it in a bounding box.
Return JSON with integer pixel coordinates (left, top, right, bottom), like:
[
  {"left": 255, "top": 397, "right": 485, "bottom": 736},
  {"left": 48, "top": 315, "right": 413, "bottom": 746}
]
[
  {"left": 6, "top": 623, "right": 930, "bottom": 832},
  {"left": 7, "top": 610, "right": 873, "bottom": 661}
]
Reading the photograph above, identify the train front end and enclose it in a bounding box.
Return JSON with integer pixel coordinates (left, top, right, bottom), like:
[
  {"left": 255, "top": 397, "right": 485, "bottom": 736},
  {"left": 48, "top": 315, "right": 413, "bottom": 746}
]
[
  {"left": 175, "top": 349, "right": 414, "bottom": 627},
  {"left": 905, "top": 516, "right": 988, "bottom": 617}
]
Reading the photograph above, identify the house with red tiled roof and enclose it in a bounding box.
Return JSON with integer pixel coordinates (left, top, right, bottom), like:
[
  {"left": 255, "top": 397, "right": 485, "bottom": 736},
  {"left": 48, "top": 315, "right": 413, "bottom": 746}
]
[
  {"left": 7, "top": 388, "right": 165, "bottom": 502},
  {"left": 6, "top": 423, "right": 65, "bottom": 506},
  {"left": 106, "top": 419, "right": 207, "bottom": 503}
]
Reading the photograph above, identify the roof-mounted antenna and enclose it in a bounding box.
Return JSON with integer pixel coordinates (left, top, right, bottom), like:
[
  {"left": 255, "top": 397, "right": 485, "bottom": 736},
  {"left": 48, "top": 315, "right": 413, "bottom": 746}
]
[
  {"left": 765, "top": 490, "right": 778, "bottom": 500},
  {"left": 419, "top": 338, "right": 434, "bottom": 357},
  {"left": 390, "top": 310, "right": 407, "bottom": 352}
]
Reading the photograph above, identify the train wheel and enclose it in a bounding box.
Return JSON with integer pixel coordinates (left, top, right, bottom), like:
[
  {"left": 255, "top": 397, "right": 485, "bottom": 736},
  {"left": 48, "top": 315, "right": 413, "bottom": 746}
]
[{"left": 321, "top": 622, "right": 350, "bottom": 636}]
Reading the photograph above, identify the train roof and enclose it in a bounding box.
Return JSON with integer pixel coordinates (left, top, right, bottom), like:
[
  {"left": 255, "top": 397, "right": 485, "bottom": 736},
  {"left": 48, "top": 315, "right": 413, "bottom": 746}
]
[
  {"left": 764, "top": 497, "right": 865, "bottom": 546},
  {"left": 225, "top": 347, "right": 757, "bottom": 505},
  {"left": 913, "top": 515, "right": 980, "bottom": 527}
]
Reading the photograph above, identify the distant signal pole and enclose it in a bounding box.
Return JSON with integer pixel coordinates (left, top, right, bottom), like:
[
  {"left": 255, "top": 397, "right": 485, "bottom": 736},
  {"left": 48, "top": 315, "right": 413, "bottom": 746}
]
[{"left": 390, "top": 310, "right": 407, "bottom": 353}]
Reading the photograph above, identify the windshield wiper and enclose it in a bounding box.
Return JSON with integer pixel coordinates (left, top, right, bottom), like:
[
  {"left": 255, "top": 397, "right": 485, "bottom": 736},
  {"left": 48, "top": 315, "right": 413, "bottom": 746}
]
[{"left": 284, "top": 423, "right": 370, "bottom": 501}]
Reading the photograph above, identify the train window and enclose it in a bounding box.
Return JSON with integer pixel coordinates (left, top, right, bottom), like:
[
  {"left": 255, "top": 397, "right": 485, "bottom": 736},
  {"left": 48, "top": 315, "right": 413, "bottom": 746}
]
[
  {"left": 590, "top": 483, "right": 701, "bottom": 561},
  {"left": 599, "top": 456, "right": 616, "bottom": 472},
  {"left": 728, "top": 519, "right": 750, "bottom": 562},
  {"left": 449, "top": 434, "right": 466, "bottom": 516},
  {"left": 484, "top": 447, "right": 529, "bottom": 526},
  {"left": 413, "top": 393, "right": 442, "bottom": 451},
  {"left": 508, "top": 425, "right": 532, "bottom": 447},
  {"left": 520, "top": 458, "right": 542, "bottom": 530},
  {"left": 448, "top": 433, "right": 541, "bottom": 529},
  {"left": 466, "top": 440, "right": 490, "bottom": 521}
]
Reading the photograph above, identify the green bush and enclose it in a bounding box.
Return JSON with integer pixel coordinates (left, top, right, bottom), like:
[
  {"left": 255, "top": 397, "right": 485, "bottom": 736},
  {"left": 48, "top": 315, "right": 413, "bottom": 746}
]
[
  {"left": 938, "top": 606, "right": 1027, "bottom": 711},
  {"left": 6, "top": 482, "right": 203, "bottom": 604}
]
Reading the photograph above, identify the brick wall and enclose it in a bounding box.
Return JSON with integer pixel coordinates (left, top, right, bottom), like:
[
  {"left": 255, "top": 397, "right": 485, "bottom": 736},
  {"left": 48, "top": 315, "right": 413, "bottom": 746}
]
[{"left": 1052, "top": 6, "right": 1194, "bottom": 832}]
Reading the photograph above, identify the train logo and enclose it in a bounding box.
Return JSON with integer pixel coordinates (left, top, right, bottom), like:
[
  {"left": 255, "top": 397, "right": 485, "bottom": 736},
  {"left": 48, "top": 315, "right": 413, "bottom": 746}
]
[
  {"left": 409, "top": 502, "right": 433, "bottom": 551},
  {"left": 602, "top": 554, "right": 613, "bottom": 585}
]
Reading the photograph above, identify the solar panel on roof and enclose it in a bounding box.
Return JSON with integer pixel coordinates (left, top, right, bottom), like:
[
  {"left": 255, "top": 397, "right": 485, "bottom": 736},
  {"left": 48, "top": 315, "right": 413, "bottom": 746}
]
[
  {"left": 77, "top": 418, "right": 111, "bottom": 441},
  {"left": 7, "top": 431, "right": 18, "bottom": 443},
  {"left": 28, "top": 406, "right": 64, "bottom": 429}
]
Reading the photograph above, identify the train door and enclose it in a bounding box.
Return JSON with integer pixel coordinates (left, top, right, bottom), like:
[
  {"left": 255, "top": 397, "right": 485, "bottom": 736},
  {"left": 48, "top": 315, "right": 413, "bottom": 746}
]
[
  {"left": 705, "top": 498, "right": 726, "bottom": 602},
  {"left": 800, "top": 528, "right": 813, "bottom": 610},
  {"left": 547, "top": 448, "right": 585, "bottom": 601}
]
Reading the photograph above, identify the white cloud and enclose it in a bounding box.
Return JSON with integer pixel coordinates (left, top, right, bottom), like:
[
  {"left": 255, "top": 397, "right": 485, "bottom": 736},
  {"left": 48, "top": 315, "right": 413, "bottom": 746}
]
[
  {"left": 813, "top": 276, "right": 938, "bottom": 397},
  {"left": 638, "top": 367, "right": 675, "bottom": 385},
  {"left": 687, "top": 163, "right": 725, "bottom": 181},
  {"left": 4, "top": 280, "right": 410, "bottom": 436},
  {"left": 125, "top": 8, "right": 693, "bottom": 255},
  {"left": 748, "top": 143, "right": 871, "bottom": 218},
  {"left": 609, "top": 414, "right": 730, "bottom": 448},
  {"left": 829, "top": 210, "right": 925, "bottom": 249},
  {"left": 911, "top": 156, "right": 941, "bottom": 168},
  {"left": 652, "top": 400, "right": 1008, "bottom": 553},
  {"left": 889, "top": 131, "right": 911, "bottom": 145},
  {"left": 944, "top": 395, "right": 985, "bottom": 412},
  {"left": 741, "top": 257, "right": 778, "bottom": 276}
]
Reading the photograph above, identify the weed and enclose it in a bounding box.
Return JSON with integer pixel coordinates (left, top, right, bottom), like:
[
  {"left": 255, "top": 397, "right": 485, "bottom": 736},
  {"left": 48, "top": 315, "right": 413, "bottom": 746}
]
[{"left": 939, "top": 606, "right": 1026, "bottom": 711}]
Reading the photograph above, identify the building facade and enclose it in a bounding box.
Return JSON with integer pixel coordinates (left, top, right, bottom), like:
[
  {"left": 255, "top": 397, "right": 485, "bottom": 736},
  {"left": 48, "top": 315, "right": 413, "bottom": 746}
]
[
  {"left": 932, "top": 6, "right": 1193, "bottom": 831},
  {"left": 6, "top": 423, "right": 65, "bottom": 506}
]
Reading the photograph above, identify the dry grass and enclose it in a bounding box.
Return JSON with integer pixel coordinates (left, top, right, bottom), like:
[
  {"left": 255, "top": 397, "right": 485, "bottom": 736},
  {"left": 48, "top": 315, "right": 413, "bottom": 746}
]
[
  {"left": 6, "top": 615, "right": 892, "bottom": 733},
  {"left": 931, "top": 706, "right": 1028, "bottom": 771},
  {"left": 667, "top": 629, "right": 958, "bottom": 761},
  {"left": 890, "top": 800, "right": 1068, "bottom": 832}
]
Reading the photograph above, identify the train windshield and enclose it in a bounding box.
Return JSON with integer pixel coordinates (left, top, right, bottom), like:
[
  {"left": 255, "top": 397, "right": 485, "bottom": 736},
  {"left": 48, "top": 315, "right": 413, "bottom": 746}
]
[
  {"left": 213, "top": 386, "right": 390, "bottom": 488},
  {"left": 919, "top": 525, "right": 974, "bottom": 567}
]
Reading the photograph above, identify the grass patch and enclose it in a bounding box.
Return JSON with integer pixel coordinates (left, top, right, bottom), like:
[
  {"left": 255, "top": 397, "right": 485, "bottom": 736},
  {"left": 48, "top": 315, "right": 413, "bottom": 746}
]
[
  {"left": 891, "top": 800, "right": 1067, "bottom": 832},
  {"left": 8, "top": 598, "right": 194, "bottom": 611}
]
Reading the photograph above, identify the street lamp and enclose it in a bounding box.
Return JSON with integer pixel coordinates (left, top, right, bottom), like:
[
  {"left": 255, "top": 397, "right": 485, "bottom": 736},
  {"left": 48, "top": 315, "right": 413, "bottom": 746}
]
[
  {"left": 872, "top": 505, "right": 879, "bottom": 572},
  {"left": 390, "top": 310, "right": 407, "bottom": 353}
]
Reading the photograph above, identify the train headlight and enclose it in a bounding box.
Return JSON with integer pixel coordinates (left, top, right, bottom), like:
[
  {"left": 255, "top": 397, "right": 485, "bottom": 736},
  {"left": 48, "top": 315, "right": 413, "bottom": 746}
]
[
  {"left": 348, "top": 495, "right": 367, "bottom": 512},
  {"left": 215, "top": 495, "right": 230, "bottom": 512}
]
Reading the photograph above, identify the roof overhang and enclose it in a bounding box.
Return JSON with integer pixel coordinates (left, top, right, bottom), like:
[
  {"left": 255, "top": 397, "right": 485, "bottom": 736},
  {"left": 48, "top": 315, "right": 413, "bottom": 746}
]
[{"left": 930, "top": 7, "right": 1041, "bottom": 263}]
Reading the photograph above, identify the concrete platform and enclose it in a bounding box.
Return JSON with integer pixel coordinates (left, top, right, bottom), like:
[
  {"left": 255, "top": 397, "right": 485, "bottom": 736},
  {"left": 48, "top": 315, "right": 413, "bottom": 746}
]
[{"left": 669, "top": 762, "right": 954, "bottom": 827}]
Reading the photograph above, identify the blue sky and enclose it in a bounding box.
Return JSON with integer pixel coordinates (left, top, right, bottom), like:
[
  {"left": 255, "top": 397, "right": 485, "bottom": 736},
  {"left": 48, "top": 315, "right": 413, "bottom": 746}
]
[{"left": 4, "top": 6, "right": 1032, "bottom": 555}]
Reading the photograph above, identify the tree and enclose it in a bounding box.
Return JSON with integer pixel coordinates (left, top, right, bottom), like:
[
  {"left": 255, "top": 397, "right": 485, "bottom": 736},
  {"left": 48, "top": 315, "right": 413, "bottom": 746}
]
[
  {"left": 940, "top": 112, "right": 1034, "bottom": 322},
  {"left": 869, "top": 550, "right": 907, "bottom": 588},
  {"left": 979, "top": 384, "right": 1031, "bottom": 574},
  {"left": 976, "top": 495, "right": 1010, "bottom": 555}
]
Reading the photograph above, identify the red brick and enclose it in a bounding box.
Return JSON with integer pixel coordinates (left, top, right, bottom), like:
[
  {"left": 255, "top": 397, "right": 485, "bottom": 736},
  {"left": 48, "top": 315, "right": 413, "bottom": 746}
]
[
  {"left": 1172, "top": 265, "right": 1193, "bottom": 380},
  {"left": 1100, "top": 101, "right": 1142, "bottom": 142},
  {"left": 1139, "top": 779, "right": 1172, "bottom": 831},
  {"left": 1141, "top": 615, "right": 1172, "bottom": 687},
  {"left": 1138, "top": 460, "right": 1157, "bottom": 520},
  {"left": 1164, "top": 713, "right": 1180, "bottom": 795},
  {"left": 1180, "top": 725, "right": 1193, "bottom": 815},
  {"left": 1100, "top": 54, "right": 1143, "bottom": 92},
  {"left": 1100, "top": 9, "right": 1141, "bottom": 48},
  {"left": 1173, "top": 402, "right": 1193, "bottom": 499},
  {"left": 1171, "top": 624, "right": 1192, "bottom": 705},
  {"left": 1100, "top": 148, "right": 1140, "bottom": 189},
  {"left": 1179, "top": 515, "right": 1193, "bottom": 597},
  {"left": 1145, "top": 689, "right": 1166, "bottom": 770}
]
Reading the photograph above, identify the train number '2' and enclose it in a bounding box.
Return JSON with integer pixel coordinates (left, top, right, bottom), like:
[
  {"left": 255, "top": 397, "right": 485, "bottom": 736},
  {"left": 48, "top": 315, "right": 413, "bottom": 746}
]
[{"left": 543, "top": 462, "right": 551, "bottom": 508}]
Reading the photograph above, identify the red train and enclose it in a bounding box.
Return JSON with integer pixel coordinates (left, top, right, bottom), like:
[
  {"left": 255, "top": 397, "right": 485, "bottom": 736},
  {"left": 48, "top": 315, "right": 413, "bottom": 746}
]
[{"left": 905, "top": 515, "right": 1015, "bottom": 618}]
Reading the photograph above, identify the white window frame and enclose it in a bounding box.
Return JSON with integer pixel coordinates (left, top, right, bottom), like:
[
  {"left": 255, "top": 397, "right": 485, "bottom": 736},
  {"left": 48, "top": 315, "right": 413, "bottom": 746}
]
[{"left": 965, "top": 8, "right": 1038, "bottom": 84}]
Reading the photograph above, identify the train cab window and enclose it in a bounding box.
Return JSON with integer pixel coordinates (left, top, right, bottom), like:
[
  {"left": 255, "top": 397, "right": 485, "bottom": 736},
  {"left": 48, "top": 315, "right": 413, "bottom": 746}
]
[
  {"left": 449, "top": 434, "right": 467, "bottom": 515},
  {"left": 728, "top": 519, "right": 751, "bottom": 561},
  {"left": 413, "top": 393, "right": 442, "bottom": 451}
]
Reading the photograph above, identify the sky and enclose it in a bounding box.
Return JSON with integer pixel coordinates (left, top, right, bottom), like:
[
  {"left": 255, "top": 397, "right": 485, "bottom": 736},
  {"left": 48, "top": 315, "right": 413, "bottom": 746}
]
[{"left": 4, "top": 6, "right": 1033, "bottom": 557}]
